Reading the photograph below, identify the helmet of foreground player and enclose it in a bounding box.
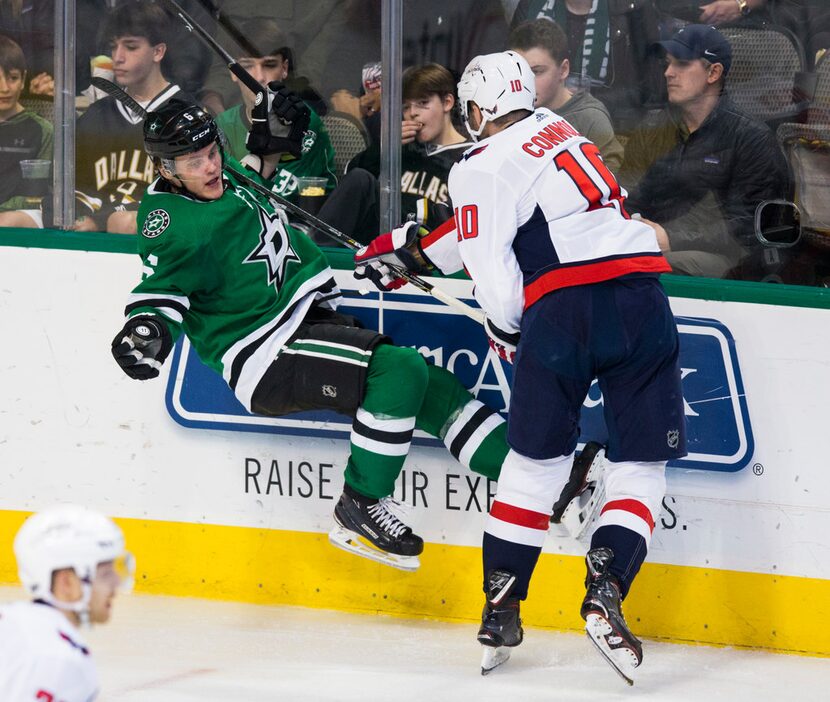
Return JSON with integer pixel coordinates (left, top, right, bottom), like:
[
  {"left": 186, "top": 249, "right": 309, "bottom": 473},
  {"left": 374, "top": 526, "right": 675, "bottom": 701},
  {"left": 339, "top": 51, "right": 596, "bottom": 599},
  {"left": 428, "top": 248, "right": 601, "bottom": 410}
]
[
  {"left": 457, "top": 51, "right": 536, "bottom": 141},
  {"left": 144, "top": 99, "right": 223, "bottom": 171},
  {"left": 14, "top": 505, "right": 134, "bottom": 607}
]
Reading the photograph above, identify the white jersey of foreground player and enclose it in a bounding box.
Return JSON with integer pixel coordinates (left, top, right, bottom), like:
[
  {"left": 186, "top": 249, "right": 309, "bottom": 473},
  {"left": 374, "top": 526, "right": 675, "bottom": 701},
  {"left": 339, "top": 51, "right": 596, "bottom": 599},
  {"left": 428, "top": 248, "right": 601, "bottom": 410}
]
[
  {"left": 423, "top": 107, "right": 664, "bottom": 334},
  {"left": 0, "top": 600, "right": 98, "bottom": 702}
]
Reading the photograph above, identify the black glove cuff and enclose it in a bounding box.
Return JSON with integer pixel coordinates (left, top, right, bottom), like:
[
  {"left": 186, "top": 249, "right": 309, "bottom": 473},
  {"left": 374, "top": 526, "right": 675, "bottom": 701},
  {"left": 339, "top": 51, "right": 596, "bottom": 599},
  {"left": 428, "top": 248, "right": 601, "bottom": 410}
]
[{"left": 485, "top": 318, "right": 520, "bottom": 345}]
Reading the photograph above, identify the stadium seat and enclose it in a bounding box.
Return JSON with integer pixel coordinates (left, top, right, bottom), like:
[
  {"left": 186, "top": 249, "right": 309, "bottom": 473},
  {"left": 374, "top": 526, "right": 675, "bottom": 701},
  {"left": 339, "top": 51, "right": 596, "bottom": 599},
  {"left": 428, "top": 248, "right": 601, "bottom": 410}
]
[
  {"left": 322, "top": 111, "right": 369, "bottom": 176},
  {"left": 718, "top": 24, "right": 807, "bottom": 124},
  {"left": 21, "top": 96, "right": 55, "bottom": 123}
]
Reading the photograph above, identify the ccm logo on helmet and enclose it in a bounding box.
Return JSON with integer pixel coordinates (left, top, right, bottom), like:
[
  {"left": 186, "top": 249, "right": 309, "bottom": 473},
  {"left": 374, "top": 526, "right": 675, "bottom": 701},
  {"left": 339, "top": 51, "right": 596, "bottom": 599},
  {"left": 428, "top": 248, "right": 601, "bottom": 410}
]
[
  {"left": 522, "top": 119, "right": 581, "bottom": 158},
  {"left": 191, "top": 127, "right": 211, "bottom": 142}
]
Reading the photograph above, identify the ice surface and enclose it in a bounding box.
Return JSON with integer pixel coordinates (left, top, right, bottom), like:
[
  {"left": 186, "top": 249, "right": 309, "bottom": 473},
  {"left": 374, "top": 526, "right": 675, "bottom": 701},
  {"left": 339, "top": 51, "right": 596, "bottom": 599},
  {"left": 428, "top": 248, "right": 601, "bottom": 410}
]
[{"left": 1, "top": 586, "right": 827, "bottom": 700}]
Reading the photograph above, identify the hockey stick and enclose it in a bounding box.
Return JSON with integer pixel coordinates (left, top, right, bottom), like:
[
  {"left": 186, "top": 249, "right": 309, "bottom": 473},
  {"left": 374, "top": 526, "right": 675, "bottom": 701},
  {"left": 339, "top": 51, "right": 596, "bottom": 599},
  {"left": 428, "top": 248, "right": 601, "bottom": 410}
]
[
  {"left": 193, "top": 0, "right": 260, "bottom": 62},
  {"left": 91, "top": 78, "right": 486, "bottom": 323},
  {"left": 91, "top": 77, "right": 145, "bottom": 115},
  {"left": 156, "top": 0, "right": 263, "bottom": 98}
]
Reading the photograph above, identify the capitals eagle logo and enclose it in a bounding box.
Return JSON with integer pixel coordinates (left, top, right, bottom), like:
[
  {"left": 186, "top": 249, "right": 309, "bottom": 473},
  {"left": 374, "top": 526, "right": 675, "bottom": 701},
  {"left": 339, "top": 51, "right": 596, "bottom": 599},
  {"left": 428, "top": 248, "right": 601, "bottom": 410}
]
[{"left": 243, "top": 206, "right": 300, "bottom": 290}]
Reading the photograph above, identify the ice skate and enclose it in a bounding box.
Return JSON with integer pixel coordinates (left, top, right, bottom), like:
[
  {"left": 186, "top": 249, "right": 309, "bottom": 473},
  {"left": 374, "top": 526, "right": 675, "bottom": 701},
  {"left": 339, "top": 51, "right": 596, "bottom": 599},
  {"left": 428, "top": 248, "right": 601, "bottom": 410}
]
[
  {"left": 478, "top": 569, "right": 523, "bottom": 675},
  {"left": 581, "top": 547, "right": 642, "bottom": 686},
  {"left": 329, "top": 489, "right": 423, "bottom": 571},
  {"left": 551, "top": 442, "right": 606, "bottom": 539}
]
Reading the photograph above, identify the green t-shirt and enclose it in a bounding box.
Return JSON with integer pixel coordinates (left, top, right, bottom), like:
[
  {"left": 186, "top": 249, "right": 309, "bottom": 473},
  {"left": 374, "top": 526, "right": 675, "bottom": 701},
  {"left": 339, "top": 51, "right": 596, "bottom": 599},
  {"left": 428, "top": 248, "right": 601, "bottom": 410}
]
[
  {"left": 128, "top": 156, "right": 338, "bottom": 410},
  {"left": 0, "top": 109, "right": 54, "bottom": 210},
  {"left": 216, "top": 104, "right": 337, "bottom": 201}
]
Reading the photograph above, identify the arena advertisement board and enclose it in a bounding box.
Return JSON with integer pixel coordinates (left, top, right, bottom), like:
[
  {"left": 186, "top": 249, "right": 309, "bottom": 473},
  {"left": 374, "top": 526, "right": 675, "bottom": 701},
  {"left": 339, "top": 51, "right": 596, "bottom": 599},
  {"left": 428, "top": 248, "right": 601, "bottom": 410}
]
[
  {"left": 166, "top": 290, "right": 754, "bottom": 472},
  {"left": 2, "top": 247, "right": 830, "bottom": 654}
]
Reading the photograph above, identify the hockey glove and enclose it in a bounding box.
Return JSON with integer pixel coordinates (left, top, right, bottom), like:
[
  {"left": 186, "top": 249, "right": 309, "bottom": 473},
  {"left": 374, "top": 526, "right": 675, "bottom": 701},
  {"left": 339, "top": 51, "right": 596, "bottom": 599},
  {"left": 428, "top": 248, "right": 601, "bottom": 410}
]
[
  {"left": 111, "top": 315, "right": 173, "bottom": 381},
  {"left": 485, "top": 318, "right": 520, "bottom": 364},
  {"left": 246, "top": 81, "right": 311, "bottom": 159},
  {"left": 353, "top": 221, "right": 432, "bottom": 292}
]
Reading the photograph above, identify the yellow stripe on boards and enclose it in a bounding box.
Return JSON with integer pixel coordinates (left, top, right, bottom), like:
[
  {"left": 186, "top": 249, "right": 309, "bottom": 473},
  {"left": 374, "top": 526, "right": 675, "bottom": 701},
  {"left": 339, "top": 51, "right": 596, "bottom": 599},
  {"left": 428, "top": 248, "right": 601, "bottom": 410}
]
[{"left": 0, "top": 509, "right": 827, "bottom": 656}]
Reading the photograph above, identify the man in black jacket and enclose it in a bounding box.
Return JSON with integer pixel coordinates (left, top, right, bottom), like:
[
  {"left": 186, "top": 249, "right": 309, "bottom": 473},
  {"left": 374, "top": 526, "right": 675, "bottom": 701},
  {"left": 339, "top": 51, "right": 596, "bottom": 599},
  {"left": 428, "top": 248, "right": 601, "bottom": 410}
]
[{"left": 619, "top": 24, "right": 790, "bottom": 279}]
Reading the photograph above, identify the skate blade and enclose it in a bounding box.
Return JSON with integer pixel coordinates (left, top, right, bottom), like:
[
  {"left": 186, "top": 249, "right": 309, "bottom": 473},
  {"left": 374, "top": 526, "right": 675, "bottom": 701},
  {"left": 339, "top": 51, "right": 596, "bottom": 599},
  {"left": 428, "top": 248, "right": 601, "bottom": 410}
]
[
  {"left": 480, "top": 645, "right": 511, "bottom": 675},
  {"left": 585, "top": 614, "right": 637, "bottom": 686},
  {"left": 328, "top": 526, "right": 420, "bottom": 572}
]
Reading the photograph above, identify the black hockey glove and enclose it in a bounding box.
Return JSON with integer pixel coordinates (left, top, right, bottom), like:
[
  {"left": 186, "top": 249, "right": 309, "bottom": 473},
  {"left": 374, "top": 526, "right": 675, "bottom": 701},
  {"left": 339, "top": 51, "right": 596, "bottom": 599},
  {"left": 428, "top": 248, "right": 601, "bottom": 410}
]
[
  {"left": 246, "top": 81, "right": 311, "bottom": 159},
  {"left": 485, "top": 318, "right": 520, "bottom": 364},
  {"left": 111, "top": 315, "right": 173, "bottom": 381}
]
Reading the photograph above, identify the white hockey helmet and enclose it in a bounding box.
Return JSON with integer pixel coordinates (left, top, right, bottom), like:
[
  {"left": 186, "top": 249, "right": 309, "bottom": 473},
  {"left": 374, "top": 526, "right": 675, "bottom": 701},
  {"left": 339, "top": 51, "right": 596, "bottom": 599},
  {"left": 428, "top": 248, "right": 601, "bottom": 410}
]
[
  {"left": 457, "top": 51, "right": 536, "bottom": 140},
  {"left": 14, "top": 505, "right": 133, "bottom": 605}
]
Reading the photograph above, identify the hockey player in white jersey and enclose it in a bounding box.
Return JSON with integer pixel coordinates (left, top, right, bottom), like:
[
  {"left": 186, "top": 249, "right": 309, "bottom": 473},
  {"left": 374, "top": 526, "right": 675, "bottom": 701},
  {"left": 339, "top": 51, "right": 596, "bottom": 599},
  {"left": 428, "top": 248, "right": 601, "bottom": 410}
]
[
  {"left": 354, "top": 51, "right": 687, "bottom": 684},
  {"left": 0, "top": 506, "right": 134, "bottom": 701}
]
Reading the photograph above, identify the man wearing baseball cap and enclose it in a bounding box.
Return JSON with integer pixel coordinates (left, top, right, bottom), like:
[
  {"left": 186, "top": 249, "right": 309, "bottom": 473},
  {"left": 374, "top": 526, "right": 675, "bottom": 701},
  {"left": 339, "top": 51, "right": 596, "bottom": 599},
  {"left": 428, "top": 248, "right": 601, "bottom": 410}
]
[{"left": 619, "top": 24, "right": 790, "bottom": 279}]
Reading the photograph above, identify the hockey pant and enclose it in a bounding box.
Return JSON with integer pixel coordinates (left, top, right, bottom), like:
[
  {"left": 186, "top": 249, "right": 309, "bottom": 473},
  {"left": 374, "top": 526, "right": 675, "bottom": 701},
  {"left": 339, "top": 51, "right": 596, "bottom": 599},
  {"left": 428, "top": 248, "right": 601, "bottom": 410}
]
[
  {"left": 345, "top": 343, "right": 508, "bottom": 499},
  {"left": 483, "top": 452, "right": 666, "bottom": 600}
]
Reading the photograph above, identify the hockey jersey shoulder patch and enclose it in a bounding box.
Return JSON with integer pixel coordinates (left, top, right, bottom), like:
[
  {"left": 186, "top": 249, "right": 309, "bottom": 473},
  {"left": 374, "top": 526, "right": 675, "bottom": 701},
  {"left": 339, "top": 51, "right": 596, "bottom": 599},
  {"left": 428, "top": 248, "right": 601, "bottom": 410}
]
[{"left": 142, "top": 209, "right": 171, "bottom": 238}]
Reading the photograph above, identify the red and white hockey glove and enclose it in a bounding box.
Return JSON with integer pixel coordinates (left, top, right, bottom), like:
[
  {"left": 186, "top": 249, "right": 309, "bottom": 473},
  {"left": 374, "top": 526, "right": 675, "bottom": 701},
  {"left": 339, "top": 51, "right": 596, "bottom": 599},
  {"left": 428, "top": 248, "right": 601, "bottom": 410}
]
[
  {"left": 353, "top": 221, "right": 431, "bottom": 292},
  {"left": 485, "top": 318, "right": 520, "bottom": 364}
]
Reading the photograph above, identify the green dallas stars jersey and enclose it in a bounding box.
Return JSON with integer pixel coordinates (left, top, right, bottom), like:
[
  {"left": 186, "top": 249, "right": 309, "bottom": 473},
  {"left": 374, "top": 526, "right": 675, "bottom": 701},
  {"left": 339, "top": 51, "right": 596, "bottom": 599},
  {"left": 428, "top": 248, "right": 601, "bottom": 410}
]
[{"left": 125, "top": 156, "right": 340, "bottom": 411}]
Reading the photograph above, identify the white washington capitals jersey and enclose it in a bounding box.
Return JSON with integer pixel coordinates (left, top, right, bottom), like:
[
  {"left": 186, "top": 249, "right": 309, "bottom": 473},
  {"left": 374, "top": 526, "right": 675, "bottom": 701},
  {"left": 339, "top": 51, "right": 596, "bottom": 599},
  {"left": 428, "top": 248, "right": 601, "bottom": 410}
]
[
  {"left": 0, "top": 601, "right": 98, "bottom": 701},
  {"left": 423, "top": 107, "right": 669, "bottom": 333}
]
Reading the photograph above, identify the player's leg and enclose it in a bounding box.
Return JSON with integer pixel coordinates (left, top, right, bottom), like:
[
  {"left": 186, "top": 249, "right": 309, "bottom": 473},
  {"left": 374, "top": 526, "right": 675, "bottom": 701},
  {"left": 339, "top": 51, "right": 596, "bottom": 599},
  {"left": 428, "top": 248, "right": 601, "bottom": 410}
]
[
  {"left": 415, "top": 363, "right": 508, "bottom": 481},
  {"left": 583, "top": 278, "right": 686, "bottom": 680},
  {"left": 332, "top": 342, "right": 430, "bottom": 569},
  {"left": 251, "top": 321, "right": 427, "bottom": 569},
  {"left": 477, "top": 294, "right": 593, "bottom": 672}
]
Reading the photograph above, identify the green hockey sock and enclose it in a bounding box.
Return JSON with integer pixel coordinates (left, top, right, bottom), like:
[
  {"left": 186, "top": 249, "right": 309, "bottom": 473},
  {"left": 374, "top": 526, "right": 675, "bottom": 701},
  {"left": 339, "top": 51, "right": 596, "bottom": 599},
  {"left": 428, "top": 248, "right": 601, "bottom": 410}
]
[{"left": 344, "top": 344, "right": 428, "bottom": 498}]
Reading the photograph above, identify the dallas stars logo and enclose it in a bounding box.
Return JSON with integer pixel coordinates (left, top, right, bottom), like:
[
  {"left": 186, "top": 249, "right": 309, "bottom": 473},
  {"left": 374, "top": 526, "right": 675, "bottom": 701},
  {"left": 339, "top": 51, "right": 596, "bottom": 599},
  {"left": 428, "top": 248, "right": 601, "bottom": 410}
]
[
  {"left": 142, "top": 209, "right": 170, "bottom": 238},
  {"left": 243, "top": 206, "right": 299, "bottom": 290}
]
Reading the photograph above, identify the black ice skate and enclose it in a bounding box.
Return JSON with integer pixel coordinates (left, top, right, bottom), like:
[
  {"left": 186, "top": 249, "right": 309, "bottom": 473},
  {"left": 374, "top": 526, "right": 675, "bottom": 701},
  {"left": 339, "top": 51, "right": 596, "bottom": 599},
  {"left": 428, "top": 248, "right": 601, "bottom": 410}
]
[
  {"left": 581, "top": 547, "right": 642, "bottom": 686},
  {"left": 328, "top": 488, "right": 423, "bottom": 572},
  {"left": 478, "top": 569, "right": 523, "bottom": 675},
  {"left": 551, "top": 442, "right": 606, "bottom": 538}
]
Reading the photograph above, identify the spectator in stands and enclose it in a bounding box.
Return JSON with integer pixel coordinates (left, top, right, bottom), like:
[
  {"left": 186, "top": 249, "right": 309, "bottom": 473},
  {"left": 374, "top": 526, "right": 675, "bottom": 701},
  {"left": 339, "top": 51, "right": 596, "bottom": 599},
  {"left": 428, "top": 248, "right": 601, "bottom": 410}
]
[
  {"left": 768, "top": 1, "right": 830, "bottom": 69},
  {"left": 0, "top": 0, "right": 120, "bottom": 98},
  {"left": 694, "top": 0, "right": 766, "bottom": 24},
  {"left": 215, "top": 19, "right": 336, "bottom": 203},
  {"left": 330, "top": 60, "right": 381, "bottom": 148},
  {"left": 510, "top": 0, "right": 664, "bottom": 132},
  {"left": 317, "top": 62, "right": 472, "bottom": 243},
  {"left": 0, "top": 35, "right": 53, "bottom": 229},
  {"left": 620, "top": 24, "right": 790, "bottom": 278},
  {"left": 197, "top": 14, "right": 326, "bottom": 117},
  {"left": 72, "top": 0, "right": 187, "bottom": 234},
  {"left": 509, "top": 18, "right": 624, "bottom": 171},
  {"left": 0, "top": 0, "right": 53, "bottom": 96}
]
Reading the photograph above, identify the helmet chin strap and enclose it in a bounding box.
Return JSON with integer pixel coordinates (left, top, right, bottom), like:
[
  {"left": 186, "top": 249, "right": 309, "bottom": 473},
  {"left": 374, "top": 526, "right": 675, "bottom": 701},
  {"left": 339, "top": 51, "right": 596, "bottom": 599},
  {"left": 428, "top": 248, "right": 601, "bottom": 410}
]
[
  {"left": 463, "top": 102, "right": 487, "bottom": 142},
  {"left": 42, "top": 580, "right": 93, "bottom": 627}
]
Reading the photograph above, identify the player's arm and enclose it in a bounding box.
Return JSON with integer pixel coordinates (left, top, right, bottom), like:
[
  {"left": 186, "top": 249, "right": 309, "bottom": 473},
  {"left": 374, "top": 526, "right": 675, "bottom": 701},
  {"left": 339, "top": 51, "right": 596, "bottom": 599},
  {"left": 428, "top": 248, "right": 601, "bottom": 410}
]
[
  {"left": 450, "top": 166, "right": 524, "bottom": 336},
  {"left": 351, "top": 213, "right": 466, "bottom": 292},
  {"left": 418, "top": 216, "right": 465, "bottom": 275},
  {"left": 112, "top": 220, "right": 197, "bottom": 380}
]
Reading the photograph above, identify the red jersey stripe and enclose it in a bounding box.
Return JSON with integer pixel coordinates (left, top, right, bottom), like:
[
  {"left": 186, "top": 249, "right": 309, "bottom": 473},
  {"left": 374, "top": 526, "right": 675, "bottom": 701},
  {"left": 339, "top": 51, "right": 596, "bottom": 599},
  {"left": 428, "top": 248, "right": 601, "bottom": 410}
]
[
  {"left": 420, "top": 216, "right": 456, "bottom": 249},
  {"left": 523, "top": 255, "right": 671, "bottom": 309},
  {"left": 600, "top": 499, "right": 656, "bottom": 533},
  {"left": 490, "top": 500, "right": 550, "bottom": 530}
]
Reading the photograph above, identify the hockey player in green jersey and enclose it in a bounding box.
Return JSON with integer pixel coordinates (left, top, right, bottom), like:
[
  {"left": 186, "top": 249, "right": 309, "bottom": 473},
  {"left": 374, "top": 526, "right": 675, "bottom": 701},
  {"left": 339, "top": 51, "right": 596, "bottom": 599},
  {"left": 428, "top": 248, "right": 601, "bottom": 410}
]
[{"left": 109, "top": 93, "right": 512, "bottom": 571}]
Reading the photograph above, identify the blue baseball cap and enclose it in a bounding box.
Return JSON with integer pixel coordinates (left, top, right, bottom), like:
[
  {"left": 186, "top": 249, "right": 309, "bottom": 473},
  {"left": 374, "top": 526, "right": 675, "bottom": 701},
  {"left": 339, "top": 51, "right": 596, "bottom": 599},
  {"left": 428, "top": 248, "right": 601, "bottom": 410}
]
[{"left": 657, "top": 24, "right": 732, "bottom": 75}]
